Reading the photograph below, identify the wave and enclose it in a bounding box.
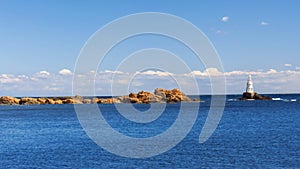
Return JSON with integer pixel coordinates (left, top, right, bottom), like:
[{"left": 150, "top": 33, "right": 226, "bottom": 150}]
[
  {"left": 227, "top": 98, "right": 297, "bottom": 102},
  {"left": 272, "top": 98, "right": 283, "bottom": 101},
  {"left": 272, "top": 98, "right": 297, "bottom": 102}
]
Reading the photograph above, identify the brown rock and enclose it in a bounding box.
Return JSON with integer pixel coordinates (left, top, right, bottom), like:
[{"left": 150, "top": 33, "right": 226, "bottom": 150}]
[
  {"left": 242, "top": 92, "right": 254, "bottom": 99},
  {"left": 19, "top": 98, "right": 40, "bottom": 105},
  {"left": 240, "top": 92, "right": 272, "bottom": 100},
  {"left": 154, "top": 88, "right": 167, "bottom": 99},
  {"left": 54, "top": 99, "right": 63, "bottom": 104},
  {"left": 254, "top": 93, "right": 272, "bottom": 100},
  {"left": 167, "top": 95, "right": 180, "bottom": 103},
  {"left": 62, "top": 98, "right": 82, "bottom": 104},
  {"left": 129, "top": 97, "right": 141, "bottom": 103},
  {"left": 37, "top": 98, "right": 47, "bottom": 104},
  {"left": 0, "top": 88, "right": 195, "bottom": 105},
  {"left": 129, "top": 93, "right": 137, "bottom": 98},
  {"left": 98, "top": 98, "right": 120, "bottom": 104},
  {"left": 92, "top": 98, "right": 100, "bottom": 104},
  {"left": 45, "top": 98, "right": 55, "bottom": 104},
  {"left": 117, "top": 96, "right": 130, "bottom": 103},
  {"left": 164, "top": 88, "right": 191, "bottom": 102},
  {"left": 0, "top": 96, "right": 20, "bottom": 105},
  {"left": 82, "top": 99, "right": 92, "bottom": 104},
  {"left": 137, "top": 91, "right": 151, "bottom": 103},
  {"left": 74, "top": 95, "right": 83, "bottom": 99},
  {"left": 127, "top": 88, "right": 192, "bottom": 104}
]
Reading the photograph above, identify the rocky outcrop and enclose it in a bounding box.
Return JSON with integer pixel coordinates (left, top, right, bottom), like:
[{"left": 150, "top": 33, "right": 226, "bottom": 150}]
[
  {"left": 117, "top": 96, "right": 130, "bottom": 103},
  {"left": 82, "top": 99, "right": 92, "bottom": 104},
  {"left": 163, "top": 88, "right": 192, "bottom": 103},
  {"left": 0, "top": 96, "right": 20, "bottom": 105},
  {"left": 125, "top": 88, "right": 192, "bottom": 103},
  {"left": 0, "top": 88, "right": 198, "bottom": 105},
  {"left": 45, "top": 98, "right": 56, "bottom": 104},
  {"left": 127, "top": 91, "right": 162, "bottom": 104},
  {"left": 98, "top": 98, "right": 121, "bottom": 104},
  {"left": 240, "top": 92, "right": 272, "bottom": 100},
  {"left": 37, "top": 98, "right": 47, "bottom": 104},
  {"left": 19, "top": 98, "right": 40, "bottom": 105},
  {"left": 45, "top": 98, "right": 63, "bottom": 104}
]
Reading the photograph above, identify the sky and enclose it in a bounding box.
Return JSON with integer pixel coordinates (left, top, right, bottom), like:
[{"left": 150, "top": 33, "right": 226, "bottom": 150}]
[{"left": 0, "top": 0, "right": 299, "bottom": 96}]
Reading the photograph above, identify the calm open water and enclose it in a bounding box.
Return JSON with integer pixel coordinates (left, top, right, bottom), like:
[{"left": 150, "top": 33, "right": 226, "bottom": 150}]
[{"left": 0, "top": 94, "right": 299, "bottom": 168}]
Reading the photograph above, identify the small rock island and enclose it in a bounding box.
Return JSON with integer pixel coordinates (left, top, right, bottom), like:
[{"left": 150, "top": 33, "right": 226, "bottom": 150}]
[
  {"left": 0, "top": 88, "right": 200, "bottom": 105},
  {"left": 239, "top": 75, "right": 272, "bottom": 100}
]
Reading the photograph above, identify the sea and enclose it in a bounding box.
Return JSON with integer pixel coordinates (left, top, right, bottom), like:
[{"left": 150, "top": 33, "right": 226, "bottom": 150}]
[{"left": 0, "top": 94, "right": 299, "bottom": 168}]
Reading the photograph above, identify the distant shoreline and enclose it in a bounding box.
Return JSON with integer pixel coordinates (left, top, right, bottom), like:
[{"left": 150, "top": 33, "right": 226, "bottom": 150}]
[
  {"left": 5, "top": 92, "right": 300, "bottom": 98},
  {"left": 0, "top": 93, "right": 299, "bottom": 105},
  {"left": 0, "top": 88, "right": 201, "bottom": 105}
]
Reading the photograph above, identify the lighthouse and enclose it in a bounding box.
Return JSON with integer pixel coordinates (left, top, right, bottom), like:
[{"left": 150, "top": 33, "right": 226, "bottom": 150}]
[
  {"left": 242, "top": 74, "right": 255, "bottom": 99},
  {"left": 246, "top": 74, "right": 254, "bottom": 93},
  {"left": 240, "top": 74, "right": 272, "bottom": 100}
]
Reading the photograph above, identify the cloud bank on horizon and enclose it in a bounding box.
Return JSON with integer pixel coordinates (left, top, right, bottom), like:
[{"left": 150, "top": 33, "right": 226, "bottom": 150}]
[{"left": 1, "top": 68, "right": 299, "bottom": 96}]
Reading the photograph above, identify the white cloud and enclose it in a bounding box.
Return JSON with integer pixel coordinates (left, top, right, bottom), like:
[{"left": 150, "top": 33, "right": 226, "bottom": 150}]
[
  {"left": 205, "top": 68, "right": 223, "bottom": 76},
  {"left": 224, "top": 70, "right": 249, "bottom": 76},
  {"left": 100, "top": 70, "right": 123, "bottom": 74},
  {"left": 186, "top": 68, "right": 223, "bottom": 77},
  {"left": 39, "top": 71, "right": 50, "bottom": 75},
  {"left": 35, "top": 71, "right": 50, "bottom": 78},
  {"left": 261, "top": 21, "right": 269, "bottom": 26},
  {"left": 284, "top": 64, "right": 292, "bottom": 67},
  {"left": 0, "top": 74, "right": 22, "bottom": 83},
  {"left": 1, "top": 68, "right": 300, "bottom": 96},
  {"left": 188, "top": 70, "right": 204, "bottom": 76},
  {"left": 222, "top": 16, "right": 229, "bottom": 22},
  {"left": 267, "top": 69, "right": 277, "bottom": 74},
  {"left": 138, "top": 70, "right": 173, "bottom": 77},
  {"left": 59, "top": 69, "right": 73, "bottom": 75}
]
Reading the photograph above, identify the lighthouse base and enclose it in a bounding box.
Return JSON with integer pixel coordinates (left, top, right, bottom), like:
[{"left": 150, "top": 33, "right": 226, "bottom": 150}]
[{"left": 240, "top": 92, "right": 272, "bottom": 100}]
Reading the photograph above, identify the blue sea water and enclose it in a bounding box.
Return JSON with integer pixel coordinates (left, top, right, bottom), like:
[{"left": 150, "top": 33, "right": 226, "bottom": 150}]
[{"left": 0, "top": 94, "right": 299, "bottom": 168}]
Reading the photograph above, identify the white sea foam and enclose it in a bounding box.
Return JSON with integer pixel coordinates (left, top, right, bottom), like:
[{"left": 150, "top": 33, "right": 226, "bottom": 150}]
[{"left": 272, "top": 98, "right": 282, "bottom": 101}]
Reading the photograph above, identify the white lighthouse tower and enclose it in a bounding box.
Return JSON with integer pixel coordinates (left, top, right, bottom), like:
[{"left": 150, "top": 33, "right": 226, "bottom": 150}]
[
  {"left": 246, "top": 74, "right": 254, "bottom": 93},
  {"left": 241, "top": 74, "right": 271, "bottom": 100}
]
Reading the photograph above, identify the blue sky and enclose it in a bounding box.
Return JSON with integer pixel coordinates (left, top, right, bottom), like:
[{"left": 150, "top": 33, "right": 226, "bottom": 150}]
[{"left": 0, "top": 0, "right": 299, "bottom": 96}]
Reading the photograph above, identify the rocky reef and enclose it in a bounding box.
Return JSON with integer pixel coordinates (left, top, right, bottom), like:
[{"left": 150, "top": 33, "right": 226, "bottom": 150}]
[
  {"left": 239, "top": 92, "right": 272, "bottom": 100},
  {"left": 0, "top": 88, "right": 199, "bottom": 105}
]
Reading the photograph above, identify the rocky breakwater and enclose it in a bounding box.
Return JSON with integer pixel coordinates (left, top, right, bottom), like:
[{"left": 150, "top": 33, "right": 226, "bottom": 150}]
[{"left": 0, "top": 88, "right": 199, "bottom": 105}]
